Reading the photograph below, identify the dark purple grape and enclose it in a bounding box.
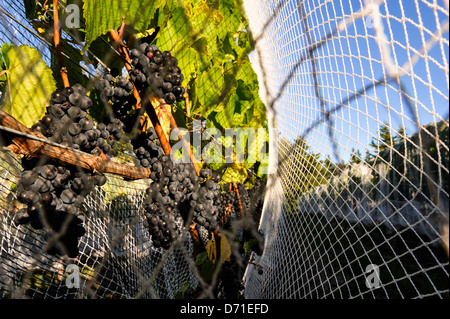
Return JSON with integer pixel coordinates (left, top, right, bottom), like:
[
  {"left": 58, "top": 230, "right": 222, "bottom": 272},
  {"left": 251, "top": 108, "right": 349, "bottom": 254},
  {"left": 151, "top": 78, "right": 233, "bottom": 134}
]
[
  {"left": 51, "top": 91, "right": 66, "bottom": 103},
  {"left": 164, "top": 93, "right": 176, "bottom": 104},
  {"left": 39, "top": 165, "right": 58, "bottom": 180},
  {"left": 68, "top": 123, "right": 82, "bottom": 136},
  {"left": 60, "top": 189, "right": 76, "bottom": 204},
  {"left": 69, "top": 92, "right": 82, "bottom": 106}
]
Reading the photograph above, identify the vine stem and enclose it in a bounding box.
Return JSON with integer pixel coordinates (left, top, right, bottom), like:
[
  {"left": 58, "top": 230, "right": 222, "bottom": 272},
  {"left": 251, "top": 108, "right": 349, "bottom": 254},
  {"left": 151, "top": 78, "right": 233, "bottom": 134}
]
[
  {"left": 159, "top": 99, "right": 201, "bottom": 176},
  {"left": 233, "top": 182, "right": 245, "bottom": 218},
  {"left": 53, "top": 0, "right": 70, "bottom": 88},
  {"left": 185, "top": 85, "right": 191, "bottom": 118},
  {"left": 108, "top": 30, "right": 143, "bottom": 109},
  {"left": 143, "top": 96, "right": 172, "bottom": 155}
]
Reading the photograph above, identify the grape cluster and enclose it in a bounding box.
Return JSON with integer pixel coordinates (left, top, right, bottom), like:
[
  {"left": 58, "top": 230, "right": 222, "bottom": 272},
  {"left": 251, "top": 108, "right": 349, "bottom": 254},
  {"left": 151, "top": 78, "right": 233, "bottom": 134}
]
[
  {"left": 132, "top": 127, "right": 163, "bottom": 168},
  {"left": 189, "top": 169, "right": 221, "bottom": 232},
  {"left": 219, "top": 187, "right": 238, "bottom": 225},
  {"left": 132, "top": 128, "right": 222, "bottom": 249},
  {"left": 130, "top": 43, "right": 185, "bottom": 104},
  {"left": 14, "top": 85, "right": 112, "bottom": 257},
  {"left": 242, "top": 177, "right": 265, "bottom": 221},
  {"left": 220, "top": 176, "right": 266, "bottom": 223},
  {"left": 95, "top": 72, "right": 139, "bottom": 134},
  {"left": 32, "top": 84, "right": 119, "bottom": 156},
  {"left": 133, "top": 129, "right": 184, "bottom": 249},
  {"left": 14, "top": 158, "right": 106, "bottom": 257}
]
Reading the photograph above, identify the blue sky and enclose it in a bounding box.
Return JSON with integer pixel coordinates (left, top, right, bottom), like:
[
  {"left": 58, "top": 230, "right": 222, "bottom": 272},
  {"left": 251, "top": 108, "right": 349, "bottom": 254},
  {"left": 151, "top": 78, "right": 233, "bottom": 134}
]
[{"left": 246, "top": 0, "right": 449, "bottom": 162}]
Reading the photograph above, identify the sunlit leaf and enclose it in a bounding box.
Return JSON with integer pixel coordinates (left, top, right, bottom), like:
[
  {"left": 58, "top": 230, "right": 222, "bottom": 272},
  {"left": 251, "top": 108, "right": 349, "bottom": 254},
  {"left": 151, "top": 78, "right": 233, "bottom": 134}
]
[{"left": 1, "top": 45, "right": 57, "bottom": 128}]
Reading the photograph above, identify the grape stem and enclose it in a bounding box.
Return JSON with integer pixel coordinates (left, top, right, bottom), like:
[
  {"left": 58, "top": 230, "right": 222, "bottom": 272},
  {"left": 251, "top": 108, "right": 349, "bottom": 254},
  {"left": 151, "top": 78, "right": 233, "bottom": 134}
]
[
  {"left": 185, "top": 84, "right": 191, "bottom": 118},
  {"left": 0, "top": 110, "right": 152, "bottom": 180},
  {"left": 52, "top": 0, "right": 70, "bottom": 88},
  {"left": 159, "top": 99, "right": 201, "bottom": 176},
  {"left": 109, "top": 29, "right": 172, "bottom": 154},
  {"left": 233, "top": 182, "right": 245, "bottom": 218}
]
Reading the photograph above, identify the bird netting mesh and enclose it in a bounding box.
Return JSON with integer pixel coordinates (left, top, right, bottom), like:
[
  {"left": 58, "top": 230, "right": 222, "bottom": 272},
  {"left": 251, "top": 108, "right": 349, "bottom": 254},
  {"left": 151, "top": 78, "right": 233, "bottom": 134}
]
[
  {"left": 0, "top": 0, "right": 449, "bottom": 299},
  {"left": 242, "top": 0, "right": 449, "bottom": 299}
]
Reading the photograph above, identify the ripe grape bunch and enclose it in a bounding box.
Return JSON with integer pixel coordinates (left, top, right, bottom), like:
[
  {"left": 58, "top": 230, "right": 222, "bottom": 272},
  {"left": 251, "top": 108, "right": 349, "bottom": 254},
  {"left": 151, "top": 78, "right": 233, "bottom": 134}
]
[
  {"left": 33, "top": 84, "right": 122, "bottom": 156},
  {"left": 190, "top": 170, "right": 221, "bottom": 232},
  {"left": 132, "top": 128, "right": 221, "bottom": 249},
  {"left": 95, "top": 71, "right": 139, "bottom": 134},
  {"left": 130, "top": 42, "right": 185, "bottom": 104},
  {"left": 14, "top": 84, "right": 115, "bottom": 258},
  {"left": 133, "top": 128, "right": 183, "bottom": 249}
]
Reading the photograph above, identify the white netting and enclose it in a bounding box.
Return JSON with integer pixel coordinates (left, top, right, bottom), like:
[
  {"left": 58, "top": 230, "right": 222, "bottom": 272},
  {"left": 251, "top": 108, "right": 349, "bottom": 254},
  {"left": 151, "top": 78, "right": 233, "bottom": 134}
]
[{"left": 242, "top": 0, "right": 449, "bottom": 299}]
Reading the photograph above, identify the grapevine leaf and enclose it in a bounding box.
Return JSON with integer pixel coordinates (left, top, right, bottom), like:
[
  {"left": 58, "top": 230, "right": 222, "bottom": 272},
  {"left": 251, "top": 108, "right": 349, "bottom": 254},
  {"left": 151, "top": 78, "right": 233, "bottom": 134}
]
[
  {"left": 232, "top": 112, "right": 245, "bottom": 127},
  {"left": 235, "top": 59, "right": 258, "bottom": 91},
  {"left": 1, "top": 45, "right": 57, "bottom": 128},
  {"left": 219, "top": 233, "right": 232, "bottom": 262},
  {"left": 236, "top": 80, "right": 253, "bottom": 101},
  {"left": 215, "top": 93, "right": 237, "bottom": 128},
  {"left": 218, "top": 0, "right": 243, "bottom": 39},
  {"left": 206, "top": 236, "right": 217, "bottom": 261},
  {"left": 172, "top": 42, "right": 200, "bottom": 85},
  {"left": 198, "top": 66, "right": 225, "bottom": 117},
  {"left": 157, "top": 17, "right": 182, "bottom": 51},
  {"left": 200, "top": 260, "right": 215, "bottom": 282},
  {"left": 0, "top": 43, "right": 13, "bottom": 68},
  {"left": 195, "top": 251, "right": 208, "bottom": 265},
  {"left": 82, "top": 0, "right": 164, "bottom": 47}
]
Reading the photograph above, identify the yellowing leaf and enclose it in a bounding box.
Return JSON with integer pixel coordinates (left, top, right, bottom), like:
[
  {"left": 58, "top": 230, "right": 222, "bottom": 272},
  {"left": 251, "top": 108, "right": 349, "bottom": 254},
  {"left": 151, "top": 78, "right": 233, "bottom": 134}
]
[
  {"left": 2, "top": 45, "right": 56, "bottom": 128},
  {"left": 219, "top": 234, "right": 232, "bottom": 262},
  {"left": 205, "top": 233, "right": 232, "bottom": 263}
]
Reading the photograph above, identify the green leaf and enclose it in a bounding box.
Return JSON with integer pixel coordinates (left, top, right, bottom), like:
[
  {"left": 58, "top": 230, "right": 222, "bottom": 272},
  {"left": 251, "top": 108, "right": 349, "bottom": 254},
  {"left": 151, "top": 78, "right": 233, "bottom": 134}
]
[
  {"left": 235, "top": 59, "right": 258, "bottom": 90},
  {"left": 1, "top": 45, "right": 57, "bottom": 128},
  {"left": 236, "top": 80, "right": 253, "bottom": 101},
  {"left": 0, "top": 43, "right": 13, "bottom": 68},
  {"left": 198, "top": 66, "right": 225, "bottom": 117},
  {"left": 172, "top": 42, "right": 200, "bottom": 84},
  {"left": 195, "top": 251, "right": 208, "bottom": 266},
  {"left": 200, "top": 260, "right": 215, "bottom": 282},
  {"left": 83, "top": 0, "right": 164, "bottom": 47},
  {"left": 215, "top": 93, "right": 237, "bottom": 128},
  {"left": 157, "top": 16, "right": 183, "bottom": 51}
]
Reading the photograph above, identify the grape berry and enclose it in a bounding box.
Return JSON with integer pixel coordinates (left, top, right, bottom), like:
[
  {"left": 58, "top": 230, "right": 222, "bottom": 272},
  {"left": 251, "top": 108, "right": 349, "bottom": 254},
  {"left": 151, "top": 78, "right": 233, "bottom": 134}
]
[{"left": 130, "top": 43, "right": 185, "bottom": 104}]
